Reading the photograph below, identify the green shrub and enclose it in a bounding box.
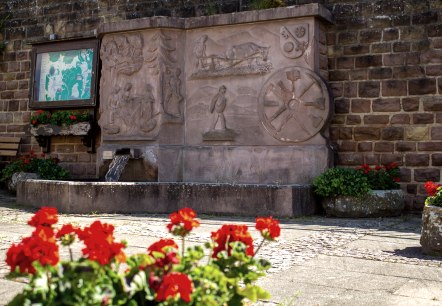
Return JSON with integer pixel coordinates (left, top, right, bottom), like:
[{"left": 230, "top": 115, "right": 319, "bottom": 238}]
[
  {"left": 1, "top": 152, "right": 69, "bottom": 183},
  {"left": 250, "top": 0, "right": 285, "bottom": 10},
  {"left": 312, "top": 167, "right": 371, "bottom": 198},
  {"left": 30, "top": 110, "right": 90, "bottom": 126}
]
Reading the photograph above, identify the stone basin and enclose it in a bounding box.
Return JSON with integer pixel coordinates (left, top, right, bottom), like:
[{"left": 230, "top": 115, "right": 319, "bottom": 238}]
[{"left": 17, "top": 180, "right": 318, "bottom": 218}]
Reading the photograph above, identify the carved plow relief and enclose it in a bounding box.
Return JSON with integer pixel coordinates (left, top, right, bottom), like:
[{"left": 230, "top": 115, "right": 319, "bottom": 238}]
[
  {"left": 203, "top": 85, "right": 238, "bottom": 141},
  {"left": 258, "top": 66, "right": 330, "bottom": 142},
  {"left": 280, "top": 24, "right": 309, "bottom": 59},
  {"left": 191, "top": 35, "right": 273, "bottom": 79}
]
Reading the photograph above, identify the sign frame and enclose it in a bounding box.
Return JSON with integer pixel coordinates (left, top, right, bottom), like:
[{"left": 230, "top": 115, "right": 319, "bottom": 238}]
[{"left": 29, "top": 38, "right": 99, "bottom": 109}]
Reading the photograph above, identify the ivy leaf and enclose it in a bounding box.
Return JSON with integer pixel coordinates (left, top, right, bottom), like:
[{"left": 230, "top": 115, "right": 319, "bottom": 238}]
[{"left": 237, "top": 284, "right": 271, "bottom": 302}]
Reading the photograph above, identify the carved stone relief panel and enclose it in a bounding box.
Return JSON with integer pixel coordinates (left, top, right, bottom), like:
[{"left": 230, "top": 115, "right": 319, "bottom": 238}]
[
  {"left": 100, "top": 82, "right": 158, "bottom": 136},
  {"left": 99, "top": 32, "right": 162, "bottom": 140},
  {"left": 101, "top": 33, "right": 144, "bottom": 78},
  {"left": 258, "top": 66, "right": 330, "bottom": 143},
  {"left": 190, "top": 34, "right": 273, "bottom": 79},
  {"left": 145, "top": 31, "right": 184, "bottom": 122}
]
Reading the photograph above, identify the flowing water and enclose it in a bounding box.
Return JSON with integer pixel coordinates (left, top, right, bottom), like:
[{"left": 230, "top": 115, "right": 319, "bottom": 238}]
[{"left": 105, "top": 154, "right": 130, "bottom": 182}]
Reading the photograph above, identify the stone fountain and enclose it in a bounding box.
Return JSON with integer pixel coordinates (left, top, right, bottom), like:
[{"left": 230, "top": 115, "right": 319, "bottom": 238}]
[{"left": 18, "top": 4, "right": 333, "bottom": 217}]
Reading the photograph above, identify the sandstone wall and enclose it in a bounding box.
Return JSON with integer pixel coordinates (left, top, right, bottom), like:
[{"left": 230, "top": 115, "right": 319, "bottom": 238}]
[{"left": 0, "top": 0, "right": 441, "bottom": 210}]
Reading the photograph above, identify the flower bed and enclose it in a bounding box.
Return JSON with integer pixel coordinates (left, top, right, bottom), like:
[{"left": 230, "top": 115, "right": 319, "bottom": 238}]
[{"left": 5, "top": 207, "right": 280, "bottom": 305}]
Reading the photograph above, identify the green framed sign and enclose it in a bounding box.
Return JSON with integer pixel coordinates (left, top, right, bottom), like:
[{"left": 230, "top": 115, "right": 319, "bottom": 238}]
[{"left": 30, "top": 39, "right": 99, "bottom": 109}]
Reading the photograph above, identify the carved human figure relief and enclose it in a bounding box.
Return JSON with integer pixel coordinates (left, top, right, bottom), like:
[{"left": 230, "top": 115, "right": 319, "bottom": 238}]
[
  {"left": 279, "top": 24, "right": 309, "bottom": 59},
  {"left": 258, "top": 66, "right": 330, "bottom": 143},
  {"left": 140, "top": 84, "right": 158, "bottom": 133},
  {"left": 203, "top": 85, "right": 238, "bottom": 141},
  {"left": 163, "top": 68, "right": 183, "bottom": 118},
  {"left": 191, "top": 35, "right": 272, "bottom": 79},
  {"left": 108, "top": 86, "right": 121, "bottom": 125},
  {"left": 210, "top": 85, "right": 227, "bottom": 131},
  {"left": 193, "top": 35, "right": 208, "bottom": 70}
]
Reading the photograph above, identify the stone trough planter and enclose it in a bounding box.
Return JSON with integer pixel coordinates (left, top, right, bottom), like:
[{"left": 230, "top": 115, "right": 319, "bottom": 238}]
[
  {"left": 322, "top": 189, "right": 405, "bottom": 218},
  {"left": 30, "top": 122, "right": 92, "bottom": 136},
  {"left": 30, "top": 122, "right": 94, "bottom": 152},
  {"left": 420, "top": 205, "right": 442, "bottom": 256}
]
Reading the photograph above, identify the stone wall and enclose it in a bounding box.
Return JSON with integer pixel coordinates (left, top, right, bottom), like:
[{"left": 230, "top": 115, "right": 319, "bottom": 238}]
[
  {"left": 0, "top": 0, "right": 442, "bottom": 210},
  {"left": 325, "top": 0, "right": 442, "bottom": 210}
]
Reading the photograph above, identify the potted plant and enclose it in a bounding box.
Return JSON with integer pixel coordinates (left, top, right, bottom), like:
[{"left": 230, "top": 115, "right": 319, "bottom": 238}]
[
  {"left": 1, "top": 150, "right": 69, "bottom": 192},
  {"left": 5, "top": 207, "right": 280, "bottom": 305},
  {"left": 312, "top": 163, "right": 405, "bottom": 217},
  {"left": 420, "top": 181, "right": 442, "bottom": 256},
  {"left": 30, "top": 109, "right": 92, "bottom": 136}
]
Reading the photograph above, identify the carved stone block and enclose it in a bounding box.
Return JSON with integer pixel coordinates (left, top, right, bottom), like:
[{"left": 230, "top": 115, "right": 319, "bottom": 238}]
[{"left": 97, "top": 5, "right": 333, "bottom": 185}]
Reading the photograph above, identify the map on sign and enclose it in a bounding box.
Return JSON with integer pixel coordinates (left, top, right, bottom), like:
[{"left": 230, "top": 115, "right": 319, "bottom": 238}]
[{"left": 36, "top": 48, "right": 94, "bottom": 101}]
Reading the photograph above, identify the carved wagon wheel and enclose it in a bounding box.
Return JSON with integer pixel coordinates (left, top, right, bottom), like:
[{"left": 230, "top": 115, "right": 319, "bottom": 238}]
[{"left": 258, "top": 66, "right": 330, "bottom": 142}]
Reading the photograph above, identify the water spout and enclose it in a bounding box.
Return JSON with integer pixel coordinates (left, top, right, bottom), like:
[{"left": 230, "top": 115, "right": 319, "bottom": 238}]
[{"left": 105, "top": 155, "right": 130, "bottom": 182}]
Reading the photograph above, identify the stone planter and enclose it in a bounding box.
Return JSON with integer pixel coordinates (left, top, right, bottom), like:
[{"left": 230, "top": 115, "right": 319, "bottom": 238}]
[
  {"left": 30, "top": 122, "right": 94, "bottom": 153},
  {"left": 7, "top": 172, "right": 40, "bottom": 193},
  {"left": 322, "top": 189, "right": 405, "bottom": 218},
  {"left": 420, "top": 205, "right": 442, "bottom": 256},
  {"left": 30, "top": 122, "right": 91, "bottom": 136}
]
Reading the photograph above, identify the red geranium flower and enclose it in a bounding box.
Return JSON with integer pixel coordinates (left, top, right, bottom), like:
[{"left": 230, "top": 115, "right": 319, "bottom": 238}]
[
  {"left": 256, "top": 217, "right": 281, "bottom": 241},
  {"left": 36, "top": 109, "right": 43, "bottom": 114},
  {"left": 167, "top": 207, "right": 200, "bottom": 237},
  {"left": 385, "top": 162, "right": 399, "bottom": 170},
  {"left": 211, "top": 224, "right": 254, "bottom": 258},
  {"left": 148, "top": 239, "right": 178, "bottom": 254},
  {"left": 359, "top": 164, "right": 371, "bottom": 174},
  {"left": 155, "top": 272, "right": 193, "bottom": 303},
  {"left": 56, "top": 224, "right": 78, "bottom": 246},
  {"left": 393, "top": 177, "right": 400, "bottom": 182},
  {"left": 77, "top": 221, "right": 126, "bottom": 265},
  {"left": 147, "top": 239, "right": 179, "bottom": 268},
  {"left": 6, "top": 229, "right": 59, "bottom": 274},
  {"left": 33, "top": 225, "right": 56, "bottom": 243},
  {"left": 424, "top": 181, "right": 441, "bottom": 197},
  {"left": 31, "top": 119, "right": 37, "bottom": 125},
  {"left": 69, "top": 115, "right": 77, "bottom": 120},
  {"left": 375, "top": 165, "right": 382, "bottom": 171},
  {"left": 28, "top": 207, "right": 58, "bottom": 228}
]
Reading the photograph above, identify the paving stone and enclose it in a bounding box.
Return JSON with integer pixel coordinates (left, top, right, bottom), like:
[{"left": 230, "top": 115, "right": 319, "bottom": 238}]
[{"left": 0, "top": 189, "right": 440, "bottom": 305}]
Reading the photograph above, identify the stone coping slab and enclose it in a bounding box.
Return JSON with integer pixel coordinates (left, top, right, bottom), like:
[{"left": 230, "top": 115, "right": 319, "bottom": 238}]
[
  {"left": 16, "top": 179, "right": 318, "bottom": 217},
  {"left": 97, "top": 4, "right": 333, "bottom": 35}
]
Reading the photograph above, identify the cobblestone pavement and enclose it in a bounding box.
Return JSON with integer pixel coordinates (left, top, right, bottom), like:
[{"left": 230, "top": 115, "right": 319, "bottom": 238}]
[{"left": 0, "top": 190, "right": 440, "bottom": 305}]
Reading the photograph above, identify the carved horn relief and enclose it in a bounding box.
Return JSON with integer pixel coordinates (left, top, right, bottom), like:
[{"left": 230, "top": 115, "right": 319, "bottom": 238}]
[
  {"left": 280, "top": 24, "right": 309, "bottom": 59},
  {"left": 258, "top": 66, "right": 330, "bottom": 143}
]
